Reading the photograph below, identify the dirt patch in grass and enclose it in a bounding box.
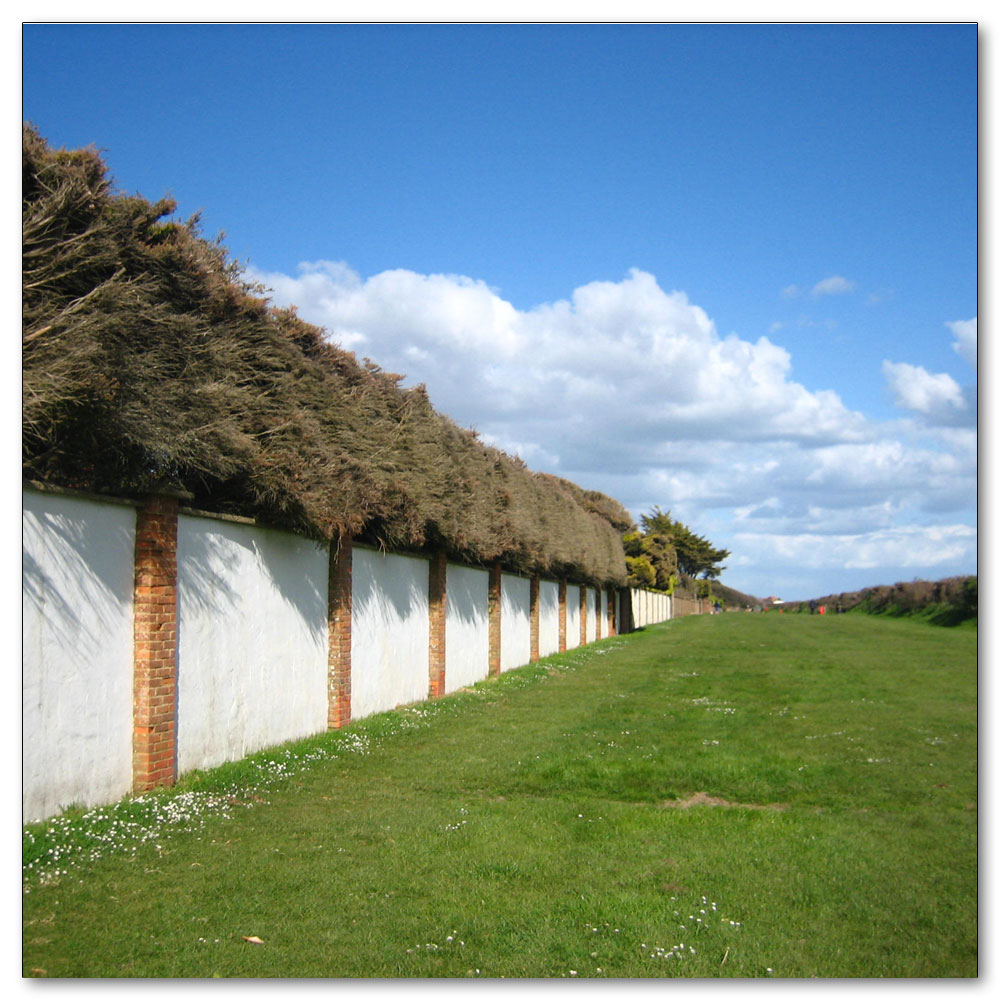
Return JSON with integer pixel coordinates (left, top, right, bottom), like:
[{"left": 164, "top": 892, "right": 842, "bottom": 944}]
[{"left": 660, "top": 791, "right": 789, "bottom": 811}]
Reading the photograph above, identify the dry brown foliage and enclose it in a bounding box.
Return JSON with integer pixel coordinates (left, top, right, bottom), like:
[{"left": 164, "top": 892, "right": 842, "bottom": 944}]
[{"left": 22, "top": 124, "right": 628, "bottom": 584}]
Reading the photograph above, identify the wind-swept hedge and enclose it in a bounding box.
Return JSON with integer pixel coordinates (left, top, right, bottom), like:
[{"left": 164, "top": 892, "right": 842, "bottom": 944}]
[{"left": 22, "top": 124, "right": 628, "bottom": 584}]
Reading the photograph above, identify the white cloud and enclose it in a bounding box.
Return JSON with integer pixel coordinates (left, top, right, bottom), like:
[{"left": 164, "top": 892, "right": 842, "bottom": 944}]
[
  {"left": 947, "top": 317, "right": 977, "bottom": 368},
  {"left": 802, "top": 438, "right": 974, "bottom": 500},
  {"left": 734, "top": 524, "right": 976, "bottom": 572},
  {"left": 250, "top": 261, "right": 976, "bottom": 598},
  {"left": 811, "top": 275, "right": 855, "bottom": 296},
  {"left": 882, "top": 360, "right": 966, "bottom": 418},
  {"left": 251, "top": 263, "right": 868, "bottom": 455},
  {"left": 734, "top": 497, "right": 900, "bottom": 536}
]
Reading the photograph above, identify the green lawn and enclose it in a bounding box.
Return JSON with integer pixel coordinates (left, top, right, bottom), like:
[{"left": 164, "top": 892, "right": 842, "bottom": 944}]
[{"left": 22, "top": 613, "right": 978, "bottom": 978}]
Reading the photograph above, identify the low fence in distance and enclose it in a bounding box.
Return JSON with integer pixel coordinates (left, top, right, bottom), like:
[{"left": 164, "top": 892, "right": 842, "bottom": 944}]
[
  {"left": 22, "top": 485, "right": 691, "bottom": 822},
  {"left": 671, "top": 594, "right": 706, "bottom": 618}
]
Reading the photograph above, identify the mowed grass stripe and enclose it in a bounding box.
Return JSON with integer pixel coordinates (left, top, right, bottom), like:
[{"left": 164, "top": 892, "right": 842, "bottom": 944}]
[{"left": 23, "top": 613, "right": 977, "bottom": 978}]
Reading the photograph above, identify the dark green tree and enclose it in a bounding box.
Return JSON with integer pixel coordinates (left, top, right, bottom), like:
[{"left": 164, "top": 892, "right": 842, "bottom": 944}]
[{"left": 637, "top": 506, "right": 729, "bottom": 580}]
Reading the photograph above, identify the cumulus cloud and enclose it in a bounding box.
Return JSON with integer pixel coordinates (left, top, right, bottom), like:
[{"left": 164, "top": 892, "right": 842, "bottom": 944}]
[
  {"left": 947, "top": 317, "right": 977, "bottom": 368},
  {"left": 803, "top": 438, "right": 973, "bottom": 499},
  {"left": 882, "top": 360, "right": 968, "bottom": 422},
  {"left": 250, "top": 260, "right": 976, "bottom": 597},
  {"left": 882, "top": 317, "right": 977, "bottom": 429},
  {"left": 251, "top": 262, "right": 868, "bottom": 457},
  {"left": 811, "top": 275, "right": 855, "bottom": 296},
  {"left": 733, "top": 524, "right": 976, "bottom": 572}
]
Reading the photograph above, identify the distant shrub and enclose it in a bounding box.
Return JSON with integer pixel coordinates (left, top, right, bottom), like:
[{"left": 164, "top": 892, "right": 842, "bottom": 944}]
[
  {"left": 806, "top": 576, "right": 977, "bottom": 627},
  {"left": 625, "top": 555, "right": 655, "bottom": 589}
]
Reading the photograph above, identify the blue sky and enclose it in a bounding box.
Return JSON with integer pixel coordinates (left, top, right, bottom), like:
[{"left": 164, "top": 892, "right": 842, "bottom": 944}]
[{"left": 21, "top": 22, "right": 979, "bottom": 600}]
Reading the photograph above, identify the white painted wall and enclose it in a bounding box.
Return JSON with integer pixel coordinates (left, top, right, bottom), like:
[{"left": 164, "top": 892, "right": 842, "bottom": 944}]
[
  {"left": 566, "top": 584, "right": 581, "bottom": 649},
  {"left": 585, "top": 587, "right": 597, "bottom": 643},
  {"left": 22, "top": 490, "right": 136, "bottom": 822},
  {"left": 538, "top": 579, "right": 560, "bottom": 657},
  {"left": 631, "top": 589, "right": 645, "bottom": 628},
  {"left": 24, "top": 482, "right": 644, "bottom": 822},
  {"left": 176, "top": 515, "right": 328, "bottom": 775},
  {"left": 501, "top": 573, "right": 531, "bottom": 672},
  {"left": 351, "top": 547, "right": 430, "bottom": 719},
  {"left": 445, "top": 563, "right": 489, "bottom": 693},
  {"left": 626, "top": 589, "right": 672, "bottom": 627}
]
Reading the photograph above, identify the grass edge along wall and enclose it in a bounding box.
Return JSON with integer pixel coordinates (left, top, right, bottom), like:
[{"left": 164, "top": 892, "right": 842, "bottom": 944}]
[{"left": 22, "top": 484, "right": 679, "bottom": 824}]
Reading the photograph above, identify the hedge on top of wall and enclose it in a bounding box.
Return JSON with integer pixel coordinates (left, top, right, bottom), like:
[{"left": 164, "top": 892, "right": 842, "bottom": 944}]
[{"left": 22, "top": 124, "right": 629, "bottom": 585}]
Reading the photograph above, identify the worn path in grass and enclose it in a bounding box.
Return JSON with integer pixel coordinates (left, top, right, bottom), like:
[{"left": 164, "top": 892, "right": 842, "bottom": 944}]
[{"left": 23, "top": 613, "right": 977, "bottom": 978}]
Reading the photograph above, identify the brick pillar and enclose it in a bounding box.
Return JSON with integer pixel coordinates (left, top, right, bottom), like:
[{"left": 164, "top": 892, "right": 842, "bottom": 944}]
[
  {"left": 579, "top": 586, "right": 588, "bottom": 647},
  {"left": 608, "top": 586, "right": 617, "bottom": 637},
  {"left": 133, "top": 495, "right": 180, "bottom": 793},
  {"left": 429, "top": 551, "right": 447, "bottom": 698},
  {"left": 529, "top": 574, "right": 540, "bottom": 663},
  {"left": 488, "top": 563, "right": 502, "bottom": 677},
  {"left": 596, "top": 588, "right": 603, "bottom": 641},
  {"left": 328, "top": 535, "right": 353, "bottom": 729},
  {"left": 558, "top": 580, "right": 567, "bottom": 653}
]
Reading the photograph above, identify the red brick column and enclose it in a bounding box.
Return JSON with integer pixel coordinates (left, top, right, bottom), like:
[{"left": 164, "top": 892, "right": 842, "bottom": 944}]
[
  {"left": 429, "top": 551, "right": 447, "bottom": 698},
  {"left": 132, "top": 495, "right": 180, "bottom": 793},
  {"left": 328, "top": 535, "right": 353, "bottom": 729},
  {"left": 529, "top": 574, "right": 540, "bottom": 663},
  {"left": 579, "top": 586, "right": 588, "bottom": 646},
  {"left": 607, "top": 586, "right": 617, "bottom": 637},
  {"left": 488, "top": 563, "right": 502, "bottom": 677},
  {"left": 558, "top": 580, "right": 567, "bottom": 653}
]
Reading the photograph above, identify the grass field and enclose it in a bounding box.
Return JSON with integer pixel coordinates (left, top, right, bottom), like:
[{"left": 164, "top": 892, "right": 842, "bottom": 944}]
[{"left": 22, "top": 612, "right": 978, "bottom": 978}]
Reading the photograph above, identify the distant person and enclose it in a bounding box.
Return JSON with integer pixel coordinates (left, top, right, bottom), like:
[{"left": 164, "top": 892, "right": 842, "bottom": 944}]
[{"left": 809, "top": 600, "right": 817, "bottom": 614}]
